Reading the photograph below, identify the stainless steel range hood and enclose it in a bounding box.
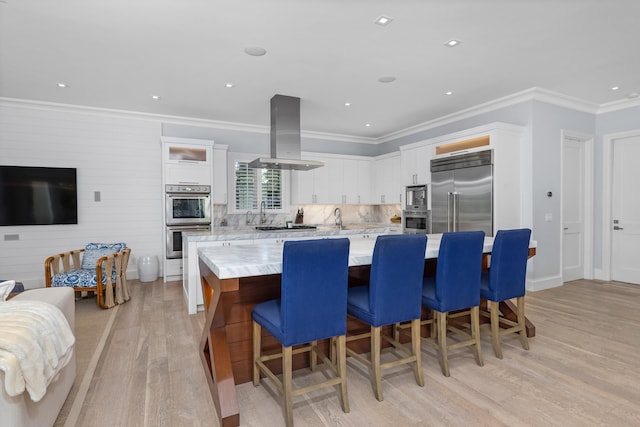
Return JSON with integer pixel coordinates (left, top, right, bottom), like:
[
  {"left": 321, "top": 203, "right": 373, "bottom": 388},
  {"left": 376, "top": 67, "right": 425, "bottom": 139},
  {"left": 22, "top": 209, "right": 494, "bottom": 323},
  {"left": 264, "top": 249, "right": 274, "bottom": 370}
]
[{"left": 248, "top": 95, "right": 324, "bottom": 171}]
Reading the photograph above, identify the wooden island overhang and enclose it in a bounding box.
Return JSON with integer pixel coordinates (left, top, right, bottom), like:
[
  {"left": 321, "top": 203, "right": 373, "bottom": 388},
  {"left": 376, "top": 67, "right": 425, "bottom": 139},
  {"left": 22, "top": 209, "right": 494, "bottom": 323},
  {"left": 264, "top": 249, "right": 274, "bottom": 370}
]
[{"left": 197, "top": 234, "right": 536, "bottom": 427}]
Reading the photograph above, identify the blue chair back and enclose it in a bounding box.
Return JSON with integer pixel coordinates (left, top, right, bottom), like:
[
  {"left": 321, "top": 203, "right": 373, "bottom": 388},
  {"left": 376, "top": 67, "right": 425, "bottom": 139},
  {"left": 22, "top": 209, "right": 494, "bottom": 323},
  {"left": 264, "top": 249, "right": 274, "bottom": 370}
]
[
  {"left": 484, "top": 229, "right": 531, "bottom": 301},
  {"left": 434, "top": 231, "right": 485, "bottom": 312},
  {"left": 368, "top": 234, "right": 427, "bottom": 326},
  {"left": 281, "top": 238, "right": 350, "bottom": 346}
]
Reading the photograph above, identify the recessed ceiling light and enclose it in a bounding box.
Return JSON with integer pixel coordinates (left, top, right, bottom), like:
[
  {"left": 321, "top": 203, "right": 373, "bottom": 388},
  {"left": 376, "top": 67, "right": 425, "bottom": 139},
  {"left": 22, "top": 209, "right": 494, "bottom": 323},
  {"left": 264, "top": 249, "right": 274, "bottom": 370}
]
[
  {"left": 610, "top": 86, "right": 620, "bottom": 91},
  {"left": 244, "top": 46, "right": 267, "bottom": 56},
  {"left": 365, "top": 123, "right": 371, "bottom": 127},
  {"left": 378, "top": 76, "right": 396, "bottom": 83},
  {"left": 151, "top": 95, "right": 161, "bottom": 100},
  {"left": 445, "top": 39, "right": 461, "bottom": 47},
  {"left": 225, "top": 83, "right": 235, "bottom": 88},
  {"left": 56, "top": 82, "right": 67, "bottom": 88},
  {"left": 445, "top": 91, "right": 454, "bottom": 95},
  {"left": 374, "top": 15, "right": 393, "bottom": 26},
  {"left": 344, "top": 102, "right": 351, "bottom": 107}
]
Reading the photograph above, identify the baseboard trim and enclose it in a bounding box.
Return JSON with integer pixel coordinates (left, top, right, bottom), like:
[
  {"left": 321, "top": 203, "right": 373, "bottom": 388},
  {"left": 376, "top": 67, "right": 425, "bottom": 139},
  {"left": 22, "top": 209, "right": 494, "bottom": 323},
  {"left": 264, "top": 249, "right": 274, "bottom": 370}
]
[{"left": 527, "top": 274, "right": 563, "bottom": 292}]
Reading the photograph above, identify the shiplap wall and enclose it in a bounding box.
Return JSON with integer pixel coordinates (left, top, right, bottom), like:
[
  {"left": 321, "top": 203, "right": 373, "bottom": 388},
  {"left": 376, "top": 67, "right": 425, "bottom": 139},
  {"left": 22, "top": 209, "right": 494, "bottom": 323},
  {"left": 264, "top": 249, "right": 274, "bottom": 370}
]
[{"left": 0, "top": 104, "right": 164, "bottom": 289}]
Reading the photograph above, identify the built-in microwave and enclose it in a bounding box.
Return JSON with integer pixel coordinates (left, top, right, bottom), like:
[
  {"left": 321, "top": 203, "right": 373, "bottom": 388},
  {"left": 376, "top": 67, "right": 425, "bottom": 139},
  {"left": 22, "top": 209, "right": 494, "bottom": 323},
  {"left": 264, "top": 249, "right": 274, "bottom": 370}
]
[
  {"left": 165, "top": 184, "right": 211, "bottom": 226},
  {"left": 402, "top": 209, "right": 431, "bottom": 234},
  {"left": 405, "top": 185, "right": 428, "bottom": 211}
]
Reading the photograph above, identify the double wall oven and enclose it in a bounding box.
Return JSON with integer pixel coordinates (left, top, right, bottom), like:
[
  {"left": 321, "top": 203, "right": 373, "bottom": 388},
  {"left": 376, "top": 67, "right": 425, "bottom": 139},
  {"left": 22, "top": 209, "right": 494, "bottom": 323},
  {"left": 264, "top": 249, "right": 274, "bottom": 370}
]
[{"left": 165, "top": 185, "right": 211, "bottom": 259}]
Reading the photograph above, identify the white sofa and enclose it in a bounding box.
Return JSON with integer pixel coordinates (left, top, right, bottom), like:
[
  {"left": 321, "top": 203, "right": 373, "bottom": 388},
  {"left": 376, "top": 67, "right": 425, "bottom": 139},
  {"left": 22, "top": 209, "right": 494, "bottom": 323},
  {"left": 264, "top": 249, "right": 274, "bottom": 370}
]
[{"left": 0, "top": 287, "right": 76, "bottom": 427}]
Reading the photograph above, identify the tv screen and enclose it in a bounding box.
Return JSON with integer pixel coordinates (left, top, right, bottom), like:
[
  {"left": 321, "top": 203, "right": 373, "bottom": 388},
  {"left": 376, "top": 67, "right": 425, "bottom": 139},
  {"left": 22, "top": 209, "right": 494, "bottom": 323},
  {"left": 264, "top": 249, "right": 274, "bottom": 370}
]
[{"left": 0, "top": 166, "right": 78, "bottom": 226}]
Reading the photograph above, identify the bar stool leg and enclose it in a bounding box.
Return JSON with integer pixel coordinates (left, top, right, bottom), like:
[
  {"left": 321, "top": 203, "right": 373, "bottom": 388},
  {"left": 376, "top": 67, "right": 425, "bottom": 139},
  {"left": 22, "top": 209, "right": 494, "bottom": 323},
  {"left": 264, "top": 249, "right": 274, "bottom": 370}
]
[
  {"left": 283, "top": 346, "right": 294, "bottom": 427},
  {"left": 371, "top": 326, "right": 383, "bottom": 401},
  {"left": 489, "top": 301, "right": 503, "bottom": 358},
  {"left": 436, "top": 311, "right": 450, "bottom": 377},
  {"left": 310, "top": 340, "right": 318, "bottom": 371},
  {"left": 336, "top": 335, "right": 350, "bottom": 413},
  {"left": 253, "top": 321, "right": 261, "bottom": 385},
  {"left": 411, "top": 318, "right": 424, "bottom": 387},
  {"left": 471, "top": 306, "right": 484, "bottom": 367},
  {"left": 517, "top": 296, "right": 530, "bottom": 350}
]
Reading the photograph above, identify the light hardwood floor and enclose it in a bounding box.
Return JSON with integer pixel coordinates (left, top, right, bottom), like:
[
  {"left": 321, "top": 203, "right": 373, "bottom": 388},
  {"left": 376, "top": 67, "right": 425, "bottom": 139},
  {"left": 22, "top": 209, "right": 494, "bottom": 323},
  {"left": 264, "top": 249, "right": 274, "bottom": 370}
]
[{"left": 72, "top": 279, "right": 640, "bottom": 426}]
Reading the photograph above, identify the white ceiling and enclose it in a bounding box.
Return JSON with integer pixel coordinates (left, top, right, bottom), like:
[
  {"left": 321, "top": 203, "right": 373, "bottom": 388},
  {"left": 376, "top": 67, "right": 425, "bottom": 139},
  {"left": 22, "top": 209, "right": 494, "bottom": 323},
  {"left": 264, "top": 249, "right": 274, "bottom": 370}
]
[{"left": 1, "top": 0, "right": 639, "bottom": 141}]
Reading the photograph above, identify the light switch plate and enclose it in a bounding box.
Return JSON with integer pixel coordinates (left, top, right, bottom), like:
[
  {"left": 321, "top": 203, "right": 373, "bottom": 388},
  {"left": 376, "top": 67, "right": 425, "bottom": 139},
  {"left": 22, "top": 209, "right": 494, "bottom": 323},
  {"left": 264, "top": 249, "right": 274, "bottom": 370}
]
[{"left": 545, "top": 213, "right": 552, "bottom": 222}]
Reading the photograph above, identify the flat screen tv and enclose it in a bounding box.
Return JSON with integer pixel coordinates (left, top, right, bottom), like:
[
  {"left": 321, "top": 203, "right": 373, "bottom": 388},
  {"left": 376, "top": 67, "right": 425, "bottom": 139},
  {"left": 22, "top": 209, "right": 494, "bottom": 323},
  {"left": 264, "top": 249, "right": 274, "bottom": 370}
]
[{"left": 0, "top": 165, "right": 78, "bottom": 226}]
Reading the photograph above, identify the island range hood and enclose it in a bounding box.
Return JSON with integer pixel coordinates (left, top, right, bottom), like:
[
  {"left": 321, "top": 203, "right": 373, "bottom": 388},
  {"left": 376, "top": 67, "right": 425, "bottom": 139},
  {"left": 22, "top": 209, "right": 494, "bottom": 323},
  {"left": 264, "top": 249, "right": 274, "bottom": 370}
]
[{"left": 248, "top": 95, "right": 324, "bottom": 171}]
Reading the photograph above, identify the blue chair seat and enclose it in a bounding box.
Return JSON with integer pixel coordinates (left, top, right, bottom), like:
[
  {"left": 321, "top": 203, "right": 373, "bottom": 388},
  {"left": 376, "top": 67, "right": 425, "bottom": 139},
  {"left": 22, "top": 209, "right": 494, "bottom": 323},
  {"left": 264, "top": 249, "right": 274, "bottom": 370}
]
[
  {"left": 51, "top": 269, "right": 117, "bottom": 288},
  {"left": 344, "top": 285, "right": 373, "bottom": 324}
]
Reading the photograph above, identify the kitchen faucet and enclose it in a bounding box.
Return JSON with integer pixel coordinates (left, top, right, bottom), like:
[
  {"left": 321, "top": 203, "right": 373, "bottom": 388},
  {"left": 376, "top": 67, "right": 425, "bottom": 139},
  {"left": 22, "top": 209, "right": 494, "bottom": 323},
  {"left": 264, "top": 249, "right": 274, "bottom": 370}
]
[
  {"left": 334, "top": 207, "right": 343, "bottom": 229},
  {"left": 260, "top": 201, "right": 267, "bottom": 224}
]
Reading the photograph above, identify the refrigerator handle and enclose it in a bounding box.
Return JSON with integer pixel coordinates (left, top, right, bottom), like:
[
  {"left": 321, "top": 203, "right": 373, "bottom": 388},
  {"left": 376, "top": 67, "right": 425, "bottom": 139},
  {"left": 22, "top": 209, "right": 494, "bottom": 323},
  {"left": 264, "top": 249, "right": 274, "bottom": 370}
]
[
  {"left": 452, "top": 192, "right": 459, "bottom": 232},
  {"left": 447, "top": 192, "right": 453, "bottom": 232}
]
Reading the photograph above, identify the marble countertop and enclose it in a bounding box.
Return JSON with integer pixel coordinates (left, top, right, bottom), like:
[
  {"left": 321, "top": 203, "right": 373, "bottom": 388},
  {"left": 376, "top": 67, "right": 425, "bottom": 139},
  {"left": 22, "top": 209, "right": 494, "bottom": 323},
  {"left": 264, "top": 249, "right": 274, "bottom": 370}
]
[
  {"left": 184, "top": 224, "right": 401, "bottom": 242},
  {"left": 198, "top": 234, "right": 503, "bottom": 280}
]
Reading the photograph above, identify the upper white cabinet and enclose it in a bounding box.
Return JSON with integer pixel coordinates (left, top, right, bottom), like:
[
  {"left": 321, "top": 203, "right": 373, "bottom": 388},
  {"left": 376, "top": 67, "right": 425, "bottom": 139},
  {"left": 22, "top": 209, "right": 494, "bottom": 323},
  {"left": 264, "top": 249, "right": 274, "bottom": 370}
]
[
  {"left": 373, "top": 153, "right": 402, "bottom": 204},
  {"left": 400, "top": 143, "right": 432, "bottom": 186},
  {"left": 291, "top": 154, "right": 372, "bottom": 205},
  {"left": 162, "top": 137, "right": 213, "bottom": 186},
  {"left": 212, "top": 144, "right": 228, "bottom": 204}
]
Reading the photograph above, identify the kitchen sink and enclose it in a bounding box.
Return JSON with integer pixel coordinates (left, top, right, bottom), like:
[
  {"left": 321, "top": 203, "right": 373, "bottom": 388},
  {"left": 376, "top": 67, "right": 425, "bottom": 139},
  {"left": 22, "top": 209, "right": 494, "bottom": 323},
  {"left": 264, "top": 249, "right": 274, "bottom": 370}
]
[{"left": 255, "top": 225, "right": 317, "bottom": 231}]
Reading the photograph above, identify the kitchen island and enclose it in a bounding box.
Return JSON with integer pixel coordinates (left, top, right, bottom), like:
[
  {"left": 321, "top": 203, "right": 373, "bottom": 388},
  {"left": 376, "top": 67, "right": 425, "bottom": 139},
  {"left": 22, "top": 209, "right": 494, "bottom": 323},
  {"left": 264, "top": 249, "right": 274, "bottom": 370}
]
[
  {"left": 197, "top": 234, "right": 536, "bottom": 427},
  {"left": 182, "top": 225, "right": 399, "bottom": 314}
]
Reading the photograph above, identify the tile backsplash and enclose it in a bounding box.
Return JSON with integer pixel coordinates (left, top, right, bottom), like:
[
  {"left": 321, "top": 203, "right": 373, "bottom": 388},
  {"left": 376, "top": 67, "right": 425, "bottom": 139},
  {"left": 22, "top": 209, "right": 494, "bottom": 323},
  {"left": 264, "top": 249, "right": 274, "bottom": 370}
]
[{"left": 213, "top": 204, "right": 401, "bottom": 228}]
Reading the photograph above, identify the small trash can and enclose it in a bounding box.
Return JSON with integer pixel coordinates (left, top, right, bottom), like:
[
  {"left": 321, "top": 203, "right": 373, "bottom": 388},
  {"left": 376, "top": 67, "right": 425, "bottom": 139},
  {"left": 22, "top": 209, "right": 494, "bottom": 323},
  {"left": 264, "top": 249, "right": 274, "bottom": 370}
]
[{"left": 138, "top": 255, "right": 159, "bottom": 282}]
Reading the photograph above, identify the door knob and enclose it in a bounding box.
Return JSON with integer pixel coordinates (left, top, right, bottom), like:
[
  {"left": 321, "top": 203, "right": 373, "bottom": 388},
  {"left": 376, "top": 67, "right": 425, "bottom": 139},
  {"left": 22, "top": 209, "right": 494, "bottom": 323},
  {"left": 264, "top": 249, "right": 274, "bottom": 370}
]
[{"left": 613, "top": 225, "right": 624, "bottom": 230}]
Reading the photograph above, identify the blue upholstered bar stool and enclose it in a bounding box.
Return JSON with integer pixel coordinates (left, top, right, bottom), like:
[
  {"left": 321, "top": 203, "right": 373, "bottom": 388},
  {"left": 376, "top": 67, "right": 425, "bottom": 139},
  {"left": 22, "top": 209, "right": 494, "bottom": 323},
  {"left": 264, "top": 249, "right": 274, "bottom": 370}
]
[
  {"left": 346, "top": 234, "right": 427, "bottom": 401},
  {"left": 480, "top": 228, "right": 532, "bottom": 359},
  {"left": 252, "top": 238, "right": 350, "bottom": 427},
  {"left": 422, "top": 231, "right": 485, "bottom": 377}
]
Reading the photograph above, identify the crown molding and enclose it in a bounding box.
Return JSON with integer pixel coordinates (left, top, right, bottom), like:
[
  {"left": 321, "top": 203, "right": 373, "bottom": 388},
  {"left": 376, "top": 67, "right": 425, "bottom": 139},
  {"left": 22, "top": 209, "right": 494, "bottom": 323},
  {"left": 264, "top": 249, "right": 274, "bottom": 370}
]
[
  {"left": 2, "top": 88, "right": 635, "bottom": 147},
  {"left": 379, "top": 87, "right": 599, "bottom": 143},
  {"left": 597, "top": 96, "right": 640, "bottom": 114}
]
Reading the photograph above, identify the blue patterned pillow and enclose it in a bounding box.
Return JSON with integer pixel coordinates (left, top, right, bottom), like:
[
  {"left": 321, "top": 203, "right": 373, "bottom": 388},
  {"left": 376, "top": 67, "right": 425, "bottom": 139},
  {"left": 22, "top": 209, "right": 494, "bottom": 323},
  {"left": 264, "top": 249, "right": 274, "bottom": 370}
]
[
  {"left": 81, "top": 242, "right": 126, "bottom": 270},
  {"left": 85, "top": 242, "right": 126, "bottom": 252}
]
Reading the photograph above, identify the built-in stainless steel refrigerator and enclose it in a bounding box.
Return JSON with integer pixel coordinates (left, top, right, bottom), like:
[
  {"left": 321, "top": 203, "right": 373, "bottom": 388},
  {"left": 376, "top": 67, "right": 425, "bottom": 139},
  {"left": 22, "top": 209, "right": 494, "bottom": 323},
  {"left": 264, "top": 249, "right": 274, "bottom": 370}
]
[{"left": 430, "top": 150, "right": 493, "bottom": 236}]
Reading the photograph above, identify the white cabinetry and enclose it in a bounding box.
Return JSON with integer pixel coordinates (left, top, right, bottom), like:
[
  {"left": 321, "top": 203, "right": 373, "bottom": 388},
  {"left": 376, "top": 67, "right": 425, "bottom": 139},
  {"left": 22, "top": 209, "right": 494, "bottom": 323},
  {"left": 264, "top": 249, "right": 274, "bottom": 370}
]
[
  {"left": 291, "top": 154, "right": 372, "bottom": 205},
  {"left": 162, "top": 137, "right": 213, "bottom": 185},
  {"left": 212, "top": 144, "right": 228, "bottom": 204},
  {"left": 400, "top": 144, "right": 432, "bottom": 186},
  {"left": 291, "top": 154, "right": 330, "bottom": 204},
  {"left": 373, "top": 153, "right": 402, "bottom": 204}
]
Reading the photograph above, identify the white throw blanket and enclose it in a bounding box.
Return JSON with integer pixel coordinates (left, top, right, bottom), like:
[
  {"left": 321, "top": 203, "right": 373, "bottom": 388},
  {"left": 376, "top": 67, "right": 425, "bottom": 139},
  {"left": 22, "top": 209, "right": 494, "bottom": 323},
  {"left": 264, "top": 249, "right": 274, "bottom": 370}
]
[{"left": 0, "top": 300, "right": 75, "bottom": 402}]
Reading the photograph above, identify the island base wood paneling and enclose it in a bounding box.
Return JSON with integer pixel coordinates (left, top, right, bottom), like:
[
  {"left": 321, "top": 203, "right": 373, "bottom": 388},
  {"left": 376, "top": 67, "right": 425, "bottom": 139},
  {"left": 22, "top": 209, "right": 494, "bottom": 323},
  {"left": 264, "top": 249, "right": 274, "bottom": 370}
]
[{"left": 199, "top": 248, "right": 536, "bottom": 427}]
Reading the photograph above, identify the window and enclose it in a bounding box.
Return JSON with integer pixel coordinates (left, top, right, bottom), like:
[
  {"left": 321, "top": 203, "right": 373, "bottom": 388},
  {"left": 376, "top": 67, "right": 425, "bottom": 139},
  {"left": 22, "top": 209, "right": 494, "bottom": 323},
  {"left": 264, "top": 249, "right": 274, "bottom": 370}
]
[{"left": 230, "top": 155, "right": 288, "bottom": 213}]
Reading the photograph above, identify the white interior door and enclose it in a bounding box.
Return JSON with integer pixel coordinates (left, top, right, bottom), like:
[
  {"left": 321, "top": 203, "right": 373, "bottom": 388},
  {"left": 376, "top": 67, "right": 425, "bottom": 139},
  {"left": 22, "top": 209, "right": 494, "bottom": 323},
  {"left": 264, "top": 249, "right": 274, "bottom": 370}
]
[
  {"left": 612, "top": 134, "right": 640, "bottom": 284},
  {"left": 562, "top": 138, "right": 585, "bottom": 282}
]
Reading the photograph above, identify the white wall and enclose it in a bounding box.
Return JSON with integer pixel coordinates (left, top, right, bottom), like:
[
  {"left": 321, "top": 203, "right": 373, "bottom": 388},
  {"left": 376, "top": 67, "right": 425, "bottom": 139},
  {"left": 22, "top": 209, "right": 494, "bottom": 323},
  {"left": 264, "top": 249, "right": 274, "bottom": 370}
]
[{"left": 0, "top": 103, "right": 163, "bottom": 288}]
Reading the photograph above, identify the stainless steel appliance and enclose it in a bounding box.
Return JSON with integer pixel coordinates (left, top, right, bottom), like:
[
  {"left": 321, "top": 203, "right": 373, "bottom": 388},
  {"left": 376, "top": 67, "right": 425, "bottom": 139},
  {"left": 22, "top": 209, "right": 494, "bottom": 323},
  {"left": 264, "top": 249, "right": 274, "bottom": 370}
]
[
  {"left": 166, "top": 225, "right": 211, "bottom": 259},
  {"left": 405, "top": 184, "right": 428, "bottom": 210},
  {"left": 402, "top": 209, "right": 431, "bottom": 234},
  {"left": 430, "top": 150, "right": 493, "bottom": 235},
  {"left": 165, "top": 184, "right": 211, "bottom": 225}
]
